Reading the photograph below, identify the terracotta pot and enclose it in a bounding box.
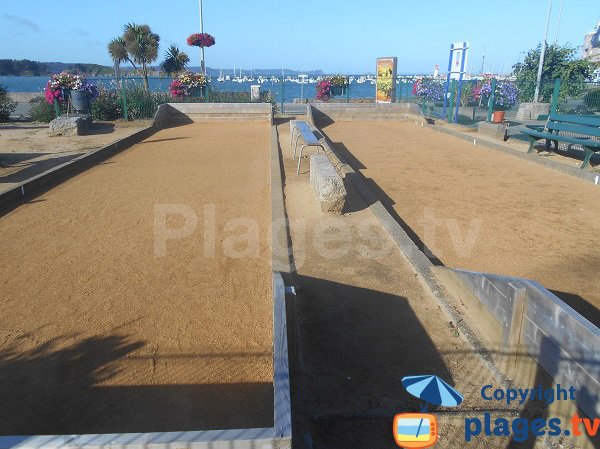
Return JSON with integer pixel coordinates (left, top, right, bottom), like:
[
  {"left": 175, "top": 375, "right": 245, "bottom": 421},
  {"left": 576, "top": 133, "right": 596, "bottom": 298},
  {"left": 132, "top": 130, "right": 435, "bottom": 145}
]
[{"left": 492, "top": 111, "right": 505, "bottom": 123}]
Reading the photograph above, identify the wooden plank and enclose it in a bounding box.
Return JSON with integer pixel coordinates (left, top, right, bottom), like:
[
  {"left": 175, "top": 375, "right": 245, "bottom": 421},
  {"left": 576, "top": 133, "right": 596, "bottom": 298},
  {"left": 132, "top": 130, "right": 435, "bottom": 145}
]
[
  {"left": 503, "top": 283, "right": 527, "bottom": 378},
  {"left": 547, "top": 122, "right": 600, "bottom": 137},
  {"left": 549, "top": 114, "right": 600, "bottom": 127},
  {"left": 521, "top": 130, "right": 600, "bottom": 147}
]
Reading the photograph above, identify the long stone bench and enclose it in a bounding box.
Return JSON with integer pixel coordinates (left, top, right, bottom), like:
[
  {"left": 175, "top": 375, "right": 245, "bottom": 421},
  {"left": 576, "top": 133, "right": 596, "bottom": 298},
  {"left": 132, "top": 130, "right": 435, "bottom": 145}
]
[{"left": 309, "top": 154, "right": 346, "bottom": 214}]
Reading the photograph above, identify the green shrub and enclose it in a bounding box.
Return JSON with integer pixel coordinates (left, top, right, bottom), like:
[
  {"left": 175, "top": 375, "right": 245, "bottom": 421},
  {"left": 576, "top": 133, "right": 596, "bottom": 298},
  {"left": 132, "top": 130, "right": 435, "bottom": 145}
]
[
  {"left": 583, "top": 88, "right": 600, "bottom": 112},
  {"left": 121, "top": 82, "right": 169, "bottom": 119},
  {"left": 0, "top": 85, "right": 16, "bottom": 122},
  {"left": 29, "top": 96, "right": 61, "bottom": 123},
  {"left": 91, "top": 87, "right": 122, "bottom": 121}
]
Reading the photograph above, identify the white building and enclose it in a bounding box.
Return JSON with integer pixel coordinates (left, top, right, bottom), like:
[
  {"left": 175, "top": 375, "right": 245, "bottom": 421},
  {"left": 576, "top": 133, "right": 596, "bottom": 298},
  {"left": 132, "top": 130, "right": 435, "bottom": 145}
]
[{"left": 583, "top": 22, "right": 600, "bottom": 64}]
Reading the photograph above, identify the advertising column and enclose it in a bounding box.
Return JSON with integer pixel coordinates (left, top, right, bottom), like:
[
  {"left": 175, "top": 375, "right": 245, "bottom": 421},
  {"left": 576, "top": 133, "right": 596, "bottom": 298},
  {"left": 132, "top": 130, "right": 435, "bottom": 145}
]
[{"left": 376, "top": 57, "right": 397, "bottom": 103}]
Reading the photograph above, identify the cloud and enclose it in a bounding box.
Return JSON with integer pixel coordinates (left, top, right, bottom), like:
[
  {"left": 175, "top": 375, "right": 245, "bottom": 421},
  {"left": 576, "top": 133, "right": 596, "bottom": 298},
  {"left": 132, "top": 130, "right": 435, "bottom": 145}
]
[
  {"left": 1, "top": 13, "right": 40, "bottom": 32},
  {"left": 72, "top": 28, "right": 90, "bottom": 37}
]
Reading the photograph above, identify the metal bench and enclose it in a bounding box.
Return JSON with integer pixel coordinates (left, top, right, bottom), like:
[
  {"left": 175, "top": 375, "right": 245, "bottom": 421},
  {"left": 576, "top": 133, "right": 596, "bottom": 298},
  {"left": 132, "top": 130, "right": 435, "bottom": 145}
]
[
  {"left": 521, "top": 114, "right": 600, "bottom": 169},
  {"left": 292, "top": 121, "right": 325, "bottom": 175},
  {"left": 289, "top": 119, "right": 300, "bottom": 145}
]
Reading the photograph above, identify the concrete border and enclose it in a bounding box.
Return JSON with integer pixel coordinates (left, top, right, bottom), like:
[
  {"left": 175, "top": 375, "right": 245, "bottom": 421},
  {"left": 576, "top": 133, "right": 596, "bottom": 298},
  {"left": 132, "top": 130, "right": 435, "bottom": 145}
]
[
  {"left": 166, "top": 103, "right": 273, "bottom": 123},
  {"left": 0, "top": 105, "right": 293, "bottom": 449},
  {"left": 434, "top": 267, "right": 600, "bottom": 421}
]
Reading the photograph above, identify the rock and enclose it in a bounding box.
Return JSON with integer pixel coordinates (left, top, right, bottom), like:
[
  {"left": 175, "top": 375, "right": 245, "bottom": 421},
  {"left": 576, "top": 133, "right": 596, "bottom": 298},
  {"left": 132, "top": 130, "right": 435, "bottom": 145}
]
[
  {"left": 516, "top": 102, "right": 550, "bottom": 120},
  {"left": 48, "top": 115, "right": 91, "bottom": 136},
  {"left": 310, "top": 154, "right": 347, "bottom": 214}
]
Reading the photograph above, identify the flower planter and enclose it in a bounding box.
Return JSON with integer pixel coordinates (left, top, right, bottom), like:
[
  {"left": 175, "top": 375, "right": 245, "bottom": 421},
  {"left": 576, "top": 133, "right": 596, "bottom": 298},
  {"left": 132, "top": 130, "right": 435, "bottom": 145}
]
[
  {"left": 330, "top": 86, "right": 347, "bottom": 96},
  {"left": 70, "top": 90, "right": 90, "bottom": 113},
  {"left": 189, "top": 86, "right": 207, "bottom": 98},
  {"left": 60, "top": 88, "right": 71, "bottom": 103},
  {"left": 492, "top": 110, "right": 505, "bottom": 123}
]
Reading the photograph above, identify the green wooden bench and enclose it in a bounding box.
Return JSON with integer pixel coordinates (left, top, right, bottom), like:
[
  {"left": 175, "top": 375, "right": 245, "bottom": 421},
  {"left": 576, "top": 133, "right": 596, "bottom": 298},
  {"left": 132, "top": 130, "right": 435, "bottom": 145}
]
[{"left": 521, "top": 114, "right": 600, "bottom": 169}]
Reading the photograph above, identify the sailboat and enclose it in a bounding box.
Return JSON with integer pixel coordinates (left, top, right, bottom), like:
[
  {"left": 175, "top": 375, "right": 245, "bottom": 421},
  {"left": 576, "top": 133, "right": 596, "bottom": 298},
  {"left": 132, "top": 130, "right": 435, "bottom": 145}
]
[{"left": 218, "top": 69, "right": 225, "bottom": 83}]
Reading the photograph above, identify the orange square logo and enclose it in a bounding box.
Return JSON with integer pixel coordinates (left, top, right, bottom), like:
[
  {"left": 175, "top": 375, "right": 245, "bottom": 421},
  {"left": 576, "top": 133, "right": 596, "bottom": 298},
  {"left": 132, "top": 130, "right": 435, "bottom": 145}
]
[{"left": 393, "top": 413, "right": 438, "bottom": 448}]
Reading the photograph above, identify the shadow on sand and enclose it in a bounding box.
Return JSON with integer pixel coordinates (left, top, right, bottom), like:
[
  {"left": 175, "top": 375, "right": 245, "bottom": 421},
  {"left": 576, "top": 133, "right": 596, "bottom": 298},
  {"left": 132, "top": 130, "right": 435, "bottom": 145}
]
[{"left": 0, "top": 333, "right": 273, "bottom": 435}]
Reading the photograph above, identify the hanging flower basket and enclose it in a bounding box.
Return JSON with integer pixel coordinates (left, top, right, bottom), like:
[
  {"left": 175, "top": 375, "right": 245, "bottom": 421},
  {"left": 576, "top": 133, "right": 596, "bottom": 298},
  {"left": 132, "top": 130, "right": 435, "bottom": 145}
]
[{"left": 187, "top": 33, "right": 216, "bottom": 48}]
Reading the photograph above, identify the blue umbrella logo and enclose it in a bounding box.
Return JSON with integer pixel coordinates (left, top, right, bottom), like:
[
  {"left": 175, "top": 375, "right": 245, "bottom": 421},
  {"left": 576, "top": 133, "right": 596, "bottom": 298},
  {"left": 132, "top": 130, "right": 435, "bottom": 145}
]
[{"left": 402, "top": 375, "right": 464, "bottom": 412}]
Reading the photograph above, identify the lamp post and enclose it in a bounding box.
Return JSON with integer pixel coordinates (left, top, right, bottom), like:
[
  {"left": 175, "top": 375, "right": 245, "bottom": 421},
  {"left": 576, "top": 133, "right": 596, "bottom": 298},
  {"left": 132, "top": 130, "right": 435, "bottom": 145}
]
[
  {"left": 534, "top": 0, "right": 552, "bottom": 103},
  {"left": 554, "top": 0, "right": 564, "bottom": 44},
  {"left": 199, "top": 0, "right": 205, "bottom": 74}
]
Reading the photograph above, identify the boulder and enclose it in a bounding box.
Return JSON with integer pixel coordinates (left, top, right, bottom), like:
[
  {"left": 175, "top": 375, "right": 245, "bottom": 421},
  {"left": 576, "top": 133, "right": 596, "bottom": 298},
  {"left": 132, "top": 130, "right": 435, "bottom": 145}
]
[
  {"left": 48, "top": 115, "right": 90, "bottom": 136},
  {"left": 516, "top": 102, "right": 550, "bottom": 121},
  {"left": 310, "top": 154, "right": 347, "bottom": 214}
]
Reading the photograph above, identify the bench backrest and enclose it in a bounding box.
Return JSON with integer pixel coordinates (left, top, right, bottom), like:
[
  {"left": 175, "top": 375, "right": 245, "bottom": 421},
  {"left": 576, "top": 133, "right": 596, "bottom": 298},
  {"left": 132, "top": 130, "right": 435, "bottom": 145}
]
[
  {"left": 295, "top": 121, "right": 320, "bottom": 145},
  {"left": 546, "top": 114, "right": 600, "bottom": 138},
  {"left": 548, "top": 114, "right": 600, "bottom": 127}
]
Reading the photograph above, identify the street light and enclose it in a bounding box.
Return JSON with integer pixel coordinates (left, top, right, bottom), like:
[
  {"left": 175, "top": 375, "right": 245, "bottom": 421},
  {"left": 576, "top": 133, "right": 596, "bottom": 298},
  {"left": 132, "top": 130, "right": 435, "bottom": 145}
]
[
  {"left": 199, "top": 0, "right": 205, "bottom": 74},
  {"left": 534, "top": 0, "right": 552, "bottom": 103}
]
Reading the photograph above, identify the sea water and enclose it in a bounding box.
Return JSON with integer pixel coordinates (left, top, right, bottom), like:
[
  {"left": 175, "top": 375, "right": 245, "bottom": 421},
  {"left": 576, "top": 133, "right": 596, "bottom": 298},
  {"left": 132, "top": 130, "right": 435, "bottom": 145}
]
[{"left": 0, "top": 75, "right": 417, "bottom": 102}]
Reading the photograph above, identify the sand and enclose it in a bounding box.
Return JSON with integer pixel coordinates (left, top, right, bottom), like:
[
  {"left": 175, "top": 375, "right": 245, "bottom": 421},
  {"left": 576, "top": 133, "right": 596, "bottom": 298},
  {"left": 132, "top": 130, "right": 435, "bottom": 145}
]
[
  {"left": 318, "top": 120, "right": 600, "bottom": 327},
  {"left": 0, "top": 121, "right": 273, "bottom": 435}
]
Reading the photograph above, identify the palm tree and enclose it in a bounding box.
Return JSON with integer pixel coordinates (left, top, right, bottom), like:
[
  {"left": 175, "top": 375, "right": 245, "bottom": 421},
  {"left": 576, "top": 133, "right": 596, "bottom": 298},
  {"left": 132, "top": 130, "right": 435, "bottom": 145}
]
[
  {"left": 161, "top": 45, "right": 190, "bottom": 76},
  {"left": 108, "top": 37, "right": 128, "bottom": 79},
  {"left": 107, "top": 23, "right": 160, "bottom": 91}
]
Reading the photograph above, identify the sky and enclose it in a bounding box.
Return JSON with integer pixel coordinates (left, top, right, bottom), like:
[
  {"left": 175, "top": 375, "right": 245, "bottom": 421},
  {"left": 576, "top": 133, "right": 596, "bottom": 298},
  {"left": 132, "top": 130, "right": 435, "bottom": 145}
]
[{"left": 1, "top": 0, "right": 599, "bottom": 74}]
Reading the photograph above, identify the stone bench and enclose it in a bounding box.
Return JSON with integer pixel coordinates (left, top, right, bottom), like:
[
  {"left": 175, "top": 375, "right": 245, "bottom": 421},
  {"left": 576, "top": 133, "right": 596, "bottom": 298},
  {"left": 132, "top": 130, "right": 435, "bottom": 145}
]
[{"left": 309, "top": 154, "right": 347, "bottom": 214}]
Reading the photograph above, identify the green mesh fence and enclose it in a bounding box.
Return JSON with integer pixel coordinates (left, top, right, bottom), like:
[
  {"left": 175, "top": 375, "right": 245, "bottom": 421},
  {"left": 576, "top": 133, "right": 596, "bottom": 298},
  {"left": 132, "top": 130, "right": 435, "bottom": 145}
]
[
  {"left": 44, "top": 75, "right": 600, "bottom": 123},
  {"left": 85, "top": 77, "right": 275, "bottom": 121},
  {"left": 556, "top": 81, "right": 600, "bottom": 115}
]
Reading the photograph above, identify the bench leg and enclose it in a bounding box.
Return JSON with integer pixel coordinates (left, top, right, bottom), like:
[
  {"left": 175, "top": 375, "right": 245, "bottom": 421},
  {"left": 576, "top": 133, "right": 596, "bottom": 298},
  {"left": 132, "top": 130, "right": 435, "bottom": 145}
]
[
  {"left": 297, "top": 145, "right": 306, "bottom": 175},
  {"left": 581, "top": 148, "right": 594, "bottom": 169},
  {"left": 293, "top": 134, "right": 302, "bottom": 159},
  {"left": 290, "top": 125, "right": 298, "bottom": 145},
  {"left": 527, "top": 137, "right": 536, "bottom": 154}
]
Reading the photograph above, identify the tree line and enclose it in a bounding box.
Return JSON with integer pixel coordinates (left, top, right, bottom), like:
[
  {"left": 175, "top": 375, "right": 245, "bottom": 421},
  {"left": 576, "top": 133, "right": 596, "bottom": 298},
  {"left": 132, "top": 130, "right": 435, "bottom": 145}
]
[
  {"left": 0, "top": 59, "right": 114, "bottom": 77},
  {"left": 0, "top": 60, "right": 49, "bottom": 76}
]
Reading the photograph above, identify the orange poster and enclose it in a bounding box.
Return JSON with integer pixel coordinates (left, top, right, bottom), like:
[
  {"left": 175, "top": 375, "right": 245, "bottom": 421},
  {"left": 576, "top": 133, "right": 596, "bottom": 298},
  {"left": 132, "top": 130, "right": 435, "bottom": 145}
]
[{"left": 376, "top": 57, "right": 397, "bottom": 103}]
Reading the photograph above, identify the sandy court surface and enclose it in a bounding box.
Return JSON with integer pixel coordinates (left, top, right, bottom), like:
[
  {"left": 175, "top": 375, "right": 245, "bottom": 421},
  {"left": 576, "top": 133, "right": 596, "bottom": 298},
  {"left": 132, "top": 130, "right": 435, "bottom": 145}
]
[
  {"left": 0, "top": 121, "right": 273, "bottom": 434},
  {"left": 0, "top": 122, "right": 149, "bottom": 192},
  {"left": 318, "top": 120, "right": 600, "bottom": 326},
  {"left": 274, "top": 122, "right": 557, "bottom": 449}
]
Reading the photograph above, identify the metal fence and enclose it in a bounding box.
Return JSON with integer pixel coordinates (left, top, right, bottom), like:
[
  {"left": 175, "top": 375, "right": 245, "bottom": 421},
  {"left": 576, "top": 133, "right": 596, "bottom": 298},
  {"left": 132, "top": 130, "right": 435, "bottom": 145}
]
[{"left": 49, "top": 75, "right": 600, "bottom": 123}]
